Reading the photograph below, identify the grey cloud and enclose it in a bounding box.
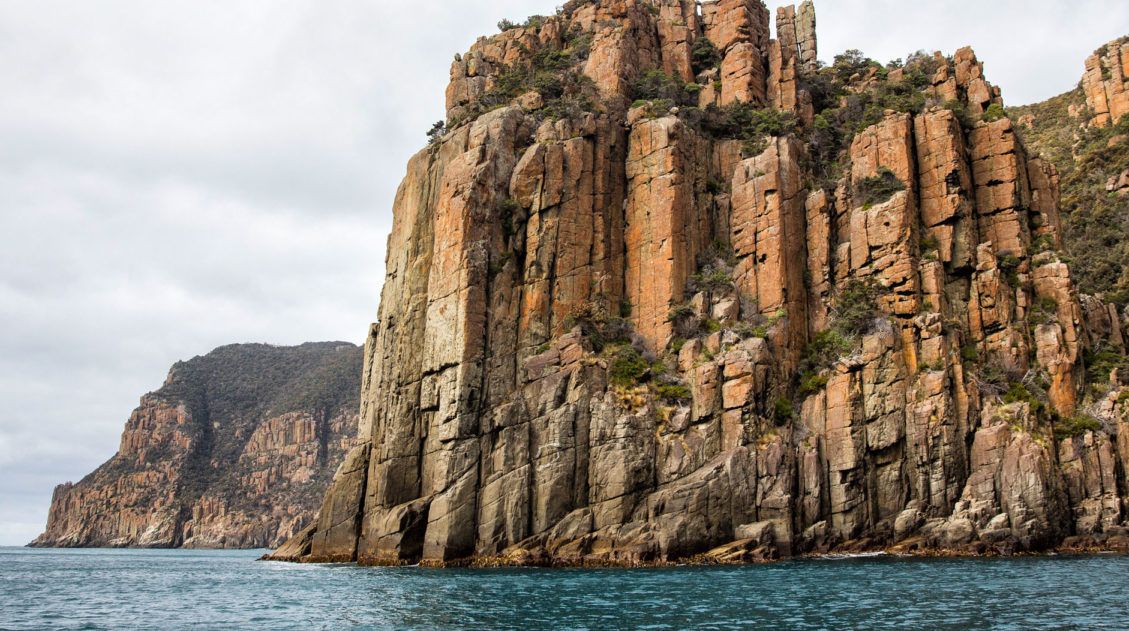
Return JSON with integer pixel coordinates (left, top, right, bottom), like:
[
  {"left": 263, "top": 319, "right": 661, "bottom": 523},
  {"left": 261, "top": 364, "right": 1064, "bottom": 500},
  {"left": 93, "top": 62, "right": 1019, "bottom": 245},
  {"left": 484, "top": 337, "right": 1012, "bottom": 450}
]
[{"left": 0, "top": 0, "right": 1124, "bottom": 545}]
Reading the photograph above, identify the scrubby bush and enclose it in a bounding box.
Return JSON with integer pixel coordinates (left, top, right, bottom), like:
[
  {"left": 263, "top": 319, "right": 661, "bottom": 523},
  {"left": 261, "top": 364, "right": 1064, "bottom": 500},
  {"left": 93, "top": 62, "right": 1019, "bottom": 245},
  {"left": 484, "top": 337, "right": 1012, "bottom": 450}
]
[
  {"left": 689, "top": 266, "right": 734, "bottom": 293},
  {"left": 565, "top": 300, "right": 632, "bottom": 352},
  {"left": 797, "top": 373, "right": 830, "bottom": 398},
  {"left": 426, "top": 120, "right": 447, "bottom": 144},
  {"left": 1084, "top": 342, "right": 1129, "bottom": 386},
  {"left": 691, "top": 37, "right": 722, "bottom": 75},
  {"left": 656, "top": 383, "right": 693, "bottom": 402},
  {"left": 773, "top": 397, "right": 795, "bottom": 426},
  {"left": 630, "top": 70, "right": 700, "bottom": 107},
  {"left": 832, "top": 279, "right": 880, "bottom": 336},
  {"left": 795, "top": 279, "right": 881, "bottom": 391},
  {"left": 700, "top": 103, "right": 798, "bottom": 154},
  {"left": 451, "top": 32, "right": 596, "bottom": 126},
  {"left": 1003, "top": 381, "right": 1046, "bottom": 415},
  {"left": 1054, "top": 415, "right": 1103, "bottom": 441},
  {"left": 982, "top": 103, "right": 1007, "bottom": 123},
  {"left": 609, "top": 346, "right": 649, "bottom": 387},
  {"left": 855, "top": 168, "right": 906, "bottom": 207}
]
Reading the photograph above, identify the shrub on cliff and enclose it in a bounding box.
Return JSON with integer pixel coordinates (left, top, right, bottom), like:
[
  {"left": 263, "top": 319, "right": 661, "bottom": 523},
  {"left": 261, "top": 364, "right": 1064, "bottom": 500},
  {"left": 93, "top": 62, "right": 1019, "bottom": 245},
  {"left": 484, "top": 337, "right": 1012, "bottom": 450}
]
[
  {"left": 426, "top": 120, "right": 446, "bottom": 145},
  {"left": 450, "top": 32, "right": 595, "bottom": 127},
  {"left": 656, "top": 382, "right": 692, "bottom": 403},
  {"left": 630, "top": 70, "right": 700, "bottom": 107},
  {"left": 796, "top": 280, "right": 881, "bottom": 390},
  {"left": 1054, "top": 415, "right": 1103, "bottom": 441},
  {"left": 565, "top": 300, "right": 633, "bottom": 353},
  {"left": 773, "top": 398, "right": 795, "bottom": 425},
  {"left": 855, "top": 168, "right": 906, "bottom": 207},
  {"left": 982, "top": 103, "right": 1007, "bottom": 122},
  {"left": 609, "top": 346, "right": 650, "bottom": 387},
  {"left": 832, "top": 280, "right": 881, "bottom": 336},
  {"left": 691, "top": 37, "right": 722, "bottom": 75}
]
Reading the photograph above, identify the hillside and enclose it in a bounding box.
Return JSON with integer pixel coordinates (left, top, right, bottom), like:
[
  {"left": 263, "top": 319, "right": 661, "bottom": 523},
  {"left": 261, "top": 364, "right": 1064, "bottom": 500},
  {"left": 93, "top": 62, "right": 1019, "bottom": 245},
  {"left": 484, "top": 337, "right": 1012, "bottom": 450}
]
[
  {"left": 32, "top": 342, "right": 362, "bottom": 549},
  {"left": 1009, "top": 37, "right": 1129, "bottom": 303}
]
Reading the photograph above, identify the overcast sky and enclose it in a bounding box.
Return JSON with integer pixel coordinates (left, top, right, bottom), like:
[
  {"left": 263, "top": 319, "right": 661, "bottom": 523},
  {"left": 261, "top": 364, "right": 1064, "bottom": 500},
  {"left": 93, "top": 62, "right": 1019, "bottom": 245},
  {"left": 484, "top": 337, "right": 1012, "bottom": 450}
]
[{"left": 1, "top": 0, "right": 1126, "bottom": 546}]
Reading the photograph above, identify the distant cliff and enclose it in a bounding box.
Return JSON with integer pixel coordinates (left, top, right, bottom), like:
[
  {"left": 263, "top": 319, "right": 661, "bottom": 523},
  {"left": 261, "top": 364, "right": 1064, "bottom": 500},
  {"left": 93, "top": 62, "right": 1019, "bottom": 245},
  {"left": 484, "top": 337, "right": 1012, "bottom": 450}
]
[
  {"left": 32, "top": 342, "right": 361, "bottom": 549},
  {"left": 256, "top": 0, "right": 1126, "bottom": 565}
]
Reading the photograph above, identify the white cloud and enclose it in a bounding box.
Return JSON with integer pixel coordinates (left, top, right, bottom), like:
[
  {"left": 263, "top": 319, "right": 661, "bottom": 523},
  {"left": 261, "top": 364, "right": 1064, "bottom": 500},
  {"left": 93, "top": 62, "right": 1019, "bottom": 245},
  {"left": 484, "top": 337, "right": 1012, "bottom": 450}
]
[{"left": 0, "top": 0, "right": 1124, "bottom": 545}]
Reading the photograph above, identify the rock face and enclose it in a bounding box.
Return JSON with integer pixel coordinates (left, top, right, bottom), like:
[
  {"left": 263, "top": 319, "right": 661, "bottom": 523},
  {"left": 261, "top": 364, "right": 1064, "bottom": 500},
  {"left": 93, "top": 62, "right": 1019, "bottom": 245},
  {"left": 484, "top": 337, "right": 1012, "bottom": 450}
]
[
  {"left": 1084, "top": 37, "right": 1129, "bottom": 128},
  {"left": 32, "top": 343, "right": 361, "bottom": 549},
  {"left": 270, "top": 2, "right": 1129, "bottom": 566}
]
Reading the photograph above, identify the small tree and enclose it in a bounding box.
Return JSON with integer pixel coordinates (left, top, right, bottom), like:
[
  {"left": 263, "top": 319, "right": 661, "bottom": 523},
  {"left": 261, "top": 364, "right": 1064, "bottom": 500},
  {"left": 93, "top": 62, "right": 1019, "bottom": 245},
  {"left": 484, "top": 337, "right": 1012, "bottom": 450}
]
[
  {"left": 691, "top": 37, "right": 722, "bottom": 75},
  {"left": 426, "top": 120, "right": 447, "bottom": 144},
  {"left": 982, "top": 103, "right": 1007, "bottom": 123}
]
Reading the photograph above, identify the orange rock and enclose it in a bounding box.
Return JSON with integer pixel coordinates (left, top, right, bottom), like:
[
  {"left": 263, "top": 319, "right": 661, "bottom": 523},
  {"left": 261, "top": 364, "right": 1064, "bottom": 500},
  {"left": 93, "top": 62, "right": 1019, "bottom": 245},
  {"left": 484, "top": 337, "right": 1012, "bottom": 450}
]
[{"left": 1083, "top": 38, "right": 1129, "bottom": 127}]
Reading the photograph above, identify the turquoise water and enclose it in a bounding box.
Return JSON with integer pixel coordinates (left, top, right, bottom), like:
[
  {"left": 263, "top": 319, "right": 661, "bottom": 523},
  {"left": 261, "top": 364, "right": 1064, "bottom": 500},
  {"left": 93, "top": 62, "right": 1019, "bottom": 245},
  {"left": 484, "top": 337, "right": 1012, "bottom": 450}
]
[{"left": 2, "top": 548, "right": 1128, "bottom": 629}]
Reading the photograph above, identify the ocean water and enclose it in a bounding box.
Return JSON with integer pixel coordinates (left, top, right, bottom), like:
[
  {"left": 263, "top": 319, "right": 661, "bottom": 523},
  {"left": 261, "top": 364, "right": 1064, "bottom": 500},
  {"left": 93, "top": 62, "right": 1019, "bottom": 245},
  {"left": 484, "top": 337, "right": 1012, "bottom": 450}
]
[{"left": 1, "top": 548, "right": 1127, "bottom": 630}]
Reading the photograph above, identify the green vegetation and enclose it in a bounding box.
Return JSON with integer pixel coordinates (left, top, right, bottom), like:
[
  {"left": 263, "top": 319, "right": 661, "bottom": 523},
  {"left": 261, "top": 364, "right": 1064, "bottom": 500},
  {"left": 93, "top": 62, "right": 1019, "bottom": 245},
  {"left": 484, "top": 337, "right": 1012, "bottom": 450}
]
[
  {"left": 1030, "top": 297, "right": 1058, "bottom": 326},
  {"left": 496, "top": 198, "right": 525, "bottom": 238},
  {"left": 689, "top": 267, "right": 734, "bottom": 293},
  {"left": 698, "top": 103, "right": 798, "bottom": 156},
  {"left": 941, "top": 99, "right": 976, "bottom": 129},
  {"left": 690, "top": 37, "right": 722, "bottom": 75},
  {"left": 630, "top": 70, "right": 701, "bottom": 108},
  {"left": 565, "top": 300, "right": 633, "bottom": 353},
  {"left": 1054, "top": 415, "right": 1103, "bottom": 441},
  {"left": 796, "top": 280, "right": 881, "bottom": 395},
  {"left": 609, "top": 345, "right": 650, "bottom": 387},
  {"left": 803, "top": 50, "right": 941, "bottom": 185},
  {"left": 1058, "top": 115, "right": 1129, "bottom": 303},
  {"left": 497, "top": 15, "right": 548, "bottom": 32},
  {"left": 982, "top": 103, "right": 1007, "bottom": 122},
  {"left": 997, "top": 253, "right": 1022, "bottom": 286},
  {"left": 426, "top": 120, "right": 447, "bottom": 144},
  {"left": 1003, "top": 381, "right": 1046, "bottom": 416},
  {"left": 797, "top": 373, "right": 829, "bottom": 398},
  {"left": 1009, "top": 87, "right": 1129, "bottom": 304},
  {"left": 855, "top": 168, "right": 906, "bottom": 206},
  {"left": 1084, "top": 342, "right": 1129, "bottom": 386},
  {"left": 773, "top": 397, "right": 795, "bottom": 426},
  {"left": 656, "top": 383, "right": 693, "bottom": 402},
  {"left": 451, "top": 29, "right": 596, "bottom": 126}
]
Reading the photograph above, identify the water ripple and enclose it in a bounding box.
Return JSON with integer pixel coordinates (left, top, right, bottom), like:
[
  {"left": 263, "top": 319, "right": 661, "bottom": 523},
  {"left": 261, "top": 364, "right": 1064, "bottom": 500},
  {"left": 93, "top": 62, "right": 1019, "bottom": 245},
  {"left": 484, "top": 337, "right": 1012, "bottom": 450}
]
[{"left": 1, "top": 548, "right": 1127, "bottom": 629}]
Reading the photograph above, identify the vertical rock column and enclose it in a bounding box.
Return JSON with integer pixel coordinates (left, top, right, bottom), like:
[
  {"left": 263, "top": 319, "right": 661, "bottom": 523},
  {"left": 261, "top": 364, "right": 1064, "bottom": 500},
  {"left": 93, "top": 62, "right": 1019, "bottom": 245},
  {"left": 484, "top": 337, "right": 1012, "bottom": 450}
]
[
  {"left": 1083, "top": 38, "right": 1129, "bottom": 128},
  {"left": 767, "top": 6, "right": 799, "bottom": 112},
  {"left": 730, "top": 136, "right": 809, "bottom": 372},
  {"left": 847, "top": 113, "right": 921, "bottom": 320},
  {"left": 512, "top": 116, "right": 628, "bottom": 355},
  {"left": 967, "top": 118, "right": 1035, "bottom": 371},
  {"left": 914, "top": 108, "right": 977, "bottom": 271},
  {"left": 796, "top": 0, "right": 818, "bottom": 75},
  {"left": 654, "top": 0, "right": 701, "bottom": 83},
  {"left": 625, "top": 116, "right": 709, "bottom": 351},
  {"left": 701, "top": 0, "right": 771, "bottom": 106}
]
